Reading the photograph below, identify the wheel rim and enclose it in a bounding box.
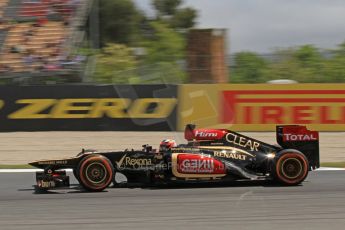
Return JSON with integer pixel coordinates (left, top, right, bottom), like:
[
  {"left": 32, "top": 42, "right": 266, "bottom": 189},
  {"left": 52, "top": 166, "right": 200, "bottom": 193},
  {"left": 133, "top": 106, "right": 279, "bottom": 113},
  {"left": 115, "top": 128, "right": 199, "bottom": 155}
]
[
  {"left": 85, "top": 162, "right": 107, "bottom": 184},
  {"left": 281, "top": 158, "right": 303, "bottom": 179}
]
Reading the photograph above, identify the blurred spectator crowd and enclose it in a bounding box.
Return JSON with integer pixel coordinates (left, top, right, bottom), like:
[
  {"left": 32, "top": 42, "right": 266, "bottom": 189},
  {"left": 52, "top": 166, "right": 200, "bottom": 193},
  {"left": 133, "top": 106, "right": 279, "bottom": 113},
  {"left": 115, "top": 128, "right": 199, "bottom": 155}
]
[{"left": 0, "top": 0, "right": 85, "bottom": 75}]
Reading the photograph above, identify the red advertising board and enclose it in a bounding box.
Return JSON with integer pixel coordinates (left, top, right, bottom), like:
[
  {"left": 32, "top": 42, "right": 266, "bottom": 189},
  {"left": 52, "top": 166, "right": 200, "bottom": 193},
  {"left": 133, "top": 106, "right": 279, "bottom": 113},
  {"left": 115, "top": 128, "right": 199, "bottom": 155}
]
[{"left": 178, "top": 84, "right": 345, "bottom": 131}]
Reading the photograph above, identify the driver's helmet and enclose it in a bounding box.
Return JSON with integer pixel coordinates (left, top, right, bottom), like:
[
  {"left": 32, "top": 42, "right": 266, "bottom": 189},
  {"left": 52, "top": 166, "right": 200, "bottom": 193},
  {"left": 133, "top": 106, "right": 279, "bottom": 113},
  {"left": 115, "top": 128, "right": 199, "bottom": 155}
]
[{"left": 159, "top": 139, "right": 177, "bottom": 151}]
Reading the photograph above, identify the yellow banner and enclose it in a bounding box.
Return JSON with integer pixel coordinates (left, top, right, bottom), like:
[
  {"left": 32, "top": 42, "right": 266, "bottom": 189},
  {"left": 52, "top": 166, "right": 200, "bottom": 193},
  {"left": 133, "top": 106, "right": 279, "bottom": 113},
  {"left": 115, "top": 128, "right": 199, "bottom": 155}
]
[{"left": 178, "top": 84, "right": 345, "bottom": 131}]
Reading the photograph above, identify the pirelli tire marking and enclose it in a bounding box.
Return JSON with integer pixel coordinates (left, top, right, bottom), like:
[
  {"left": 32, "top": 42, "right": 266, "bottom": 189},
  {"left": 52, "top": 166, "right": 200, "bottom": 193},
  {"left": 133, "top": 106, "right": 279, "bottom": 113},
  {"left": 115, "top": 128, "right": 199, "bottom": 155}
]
[
  {"left": 275, "top": 152, "right": 308, "bottom": 185},
  {"left": 78, "top": 155, "right": 114, "bottom": 192}
]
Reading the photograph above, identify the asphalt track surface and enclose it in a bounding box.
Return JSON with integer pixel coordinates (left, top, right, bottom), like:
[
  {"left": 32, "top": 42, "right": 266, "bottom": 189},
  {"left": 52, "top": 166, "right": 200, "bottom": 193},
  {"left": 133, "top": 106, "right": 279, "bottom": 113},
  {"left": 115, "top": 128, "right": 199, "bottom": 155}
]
[{"left": 1, "top": 171, "right": 345, "bottom": 230}]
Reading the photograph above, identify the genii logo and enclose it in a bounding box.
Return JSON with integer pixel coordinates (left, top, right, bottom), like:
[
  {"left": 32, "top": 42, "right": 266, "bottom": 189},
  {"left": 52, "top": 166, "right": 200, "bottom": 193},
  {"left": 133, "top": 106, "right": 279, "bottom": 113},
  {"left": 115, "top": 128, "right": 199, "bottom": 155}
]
[{"left": 177, "top": 154, "right": 226, "bottom": 174}]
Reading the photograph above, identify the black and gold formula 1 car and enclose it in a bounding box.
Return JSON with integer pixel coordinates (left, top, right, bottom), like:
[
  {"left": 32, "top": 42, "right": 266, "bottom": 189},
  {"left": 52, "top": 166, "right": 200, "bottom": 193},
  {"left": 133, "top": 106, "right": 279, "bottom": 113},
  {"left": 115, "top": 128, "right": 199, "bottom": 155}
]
[{"left": 29, "top": 124, "right": 320, "bottom": 192}]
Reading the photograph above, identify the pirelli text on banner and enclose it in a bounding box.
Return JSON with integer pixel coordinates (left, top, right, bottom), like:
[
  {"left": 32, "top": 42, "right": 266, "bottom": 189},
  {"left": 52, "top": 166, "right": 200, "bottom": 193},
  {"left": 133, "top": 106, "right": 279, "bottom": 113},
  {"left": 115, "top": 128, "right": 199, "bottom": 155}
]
[{"left": 178, "top": 84, "right": 345, "bottom": 131}]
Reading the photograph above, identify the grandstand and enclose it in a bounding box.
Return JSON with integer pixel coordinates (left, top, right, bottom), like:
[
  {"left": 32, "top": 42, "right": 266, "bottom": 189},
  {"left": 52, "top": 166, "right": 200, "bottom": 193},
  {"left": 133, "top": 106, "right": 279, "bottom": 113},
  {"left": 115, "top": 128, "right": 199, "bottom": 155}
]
[{"left": 0, "top": 0, "right": 92, "bottom": 84}]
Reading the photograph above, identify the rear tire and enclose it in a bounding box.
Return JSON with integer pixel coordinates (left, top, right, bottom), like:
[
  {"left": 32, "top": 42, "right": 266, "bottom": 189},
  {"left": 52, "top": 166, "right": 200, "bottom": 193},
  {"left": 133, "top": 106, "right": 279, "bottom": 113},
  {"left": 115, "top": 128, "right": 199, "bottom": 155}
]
[
  {"left": 77, "top": 154, "right": 114, "bottom": 192},
  {"left": 273, "top": 150, "right": 309, "bottom": 186}
]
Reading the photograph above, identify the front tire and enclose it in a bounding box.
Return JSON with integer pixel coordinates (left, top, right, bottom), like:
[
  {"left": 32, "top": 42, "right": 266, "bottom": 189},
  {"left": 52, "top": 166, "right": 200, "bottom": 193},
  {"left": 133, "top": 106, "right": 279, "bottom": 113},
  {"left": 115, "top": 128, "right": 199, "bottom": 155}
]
[
  {"left": 273, "top": 150, "right": 309, "bottom": 186},
  {"left": 77, "top": 154, "right": 114, "bottom": 192}
]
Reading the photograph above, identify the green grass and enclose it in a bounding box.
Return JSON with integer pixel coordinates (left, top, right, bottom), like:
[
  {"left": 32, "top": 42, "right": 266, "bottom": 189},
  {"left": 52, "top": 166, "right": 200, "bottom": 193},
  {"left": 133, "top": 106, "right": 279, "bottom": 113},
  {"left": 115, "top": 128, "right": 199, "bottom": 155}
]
[{"left": 320, "top": 162, "right": 345, "bottom": 168}]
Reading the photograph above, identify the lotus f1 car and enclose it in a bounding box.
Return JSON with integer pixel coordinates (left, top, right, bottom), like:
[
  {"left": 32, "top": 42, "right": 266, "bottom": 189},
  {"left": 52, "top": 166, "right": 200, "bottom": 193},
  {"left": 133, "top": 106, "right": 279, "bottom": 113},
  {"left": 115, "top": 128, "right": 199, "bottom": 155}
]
[{"left": 30, "top": 124, "right": 320, "bottom": 192}]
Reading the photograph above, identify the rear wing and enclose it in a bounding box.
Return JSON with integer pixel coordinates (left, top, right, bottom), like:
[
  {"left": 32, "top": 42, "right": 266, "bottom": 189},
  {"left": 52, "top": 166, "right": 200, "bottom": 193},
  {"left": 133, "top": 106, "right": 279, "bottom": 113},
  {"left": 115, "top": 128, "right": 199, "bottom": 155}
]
[{"left": 276, "top": 125, "right": 320, "bottom": 170}]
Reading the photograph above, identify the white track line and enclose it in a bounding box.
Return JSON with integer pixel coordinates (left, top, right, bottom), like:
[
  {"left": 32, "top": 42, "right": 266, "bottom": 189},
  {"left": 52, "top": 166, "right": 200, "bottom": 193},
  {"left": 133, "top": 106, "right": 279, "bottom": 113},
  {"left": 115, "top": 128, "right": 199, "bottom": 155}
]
[
  {"left": 315, "top": 167, "right": 345, "bottom": 171},
  {"left": 0, "top": 168, "right": 344, "bottom": 173}
]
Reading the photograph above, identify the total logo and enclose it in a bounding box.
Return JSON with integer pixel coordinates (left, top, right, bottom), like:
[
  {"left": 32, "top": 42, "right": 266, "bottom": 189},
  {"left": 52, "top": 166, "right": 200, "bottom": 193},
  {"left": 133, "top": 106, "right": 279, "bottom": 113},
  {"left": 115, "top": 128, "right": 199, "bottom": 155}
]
[{"left": 283, "top": 133, "right": 318, "bottom": 141}]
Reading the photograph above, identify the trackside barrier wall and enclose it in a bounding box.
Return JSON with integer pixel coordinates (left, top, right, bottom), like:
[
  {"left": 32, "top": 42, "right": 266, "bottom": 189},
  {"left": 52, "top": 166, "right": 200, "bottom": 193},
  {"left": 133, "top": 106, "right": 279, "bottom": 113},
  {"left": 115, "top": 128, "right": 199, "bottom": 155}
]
[
  {"left": 0, "top": 85, "right": 178, "bottom": 131},
  {"left": 177, "top": 84, "right": 345, "bottom": 131},
  {"left": 1, "top": 84, "right": 345, "bottom": 131}
]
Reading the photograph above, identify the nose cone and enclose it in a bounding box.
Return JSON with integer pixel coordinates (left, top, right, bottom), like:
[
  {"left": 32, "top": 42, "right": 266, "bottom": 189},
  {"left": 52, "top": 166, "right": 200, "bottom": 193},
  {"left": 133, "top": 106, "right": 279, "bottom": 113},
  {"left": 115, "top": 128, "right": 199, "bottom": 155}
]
[{"left": 28, "top": 161, "right": 44, "bottom": 169}]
